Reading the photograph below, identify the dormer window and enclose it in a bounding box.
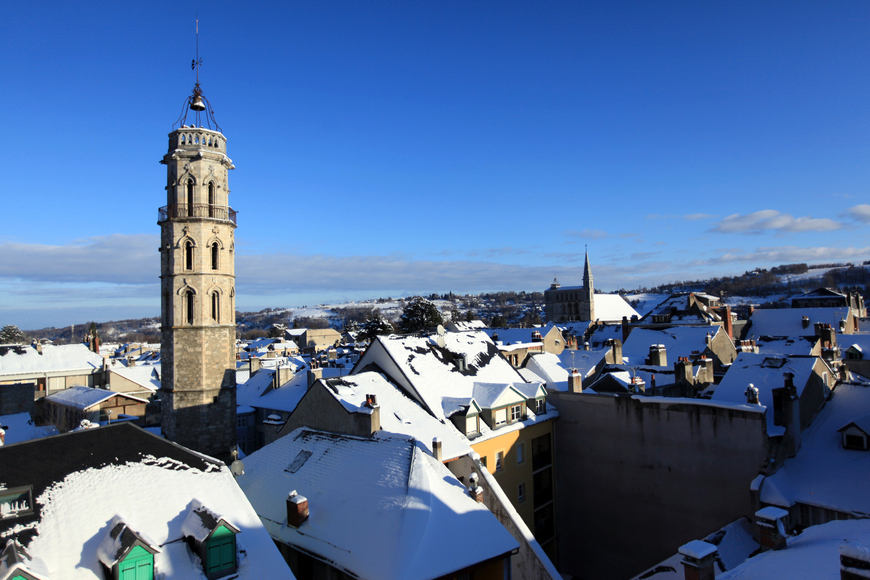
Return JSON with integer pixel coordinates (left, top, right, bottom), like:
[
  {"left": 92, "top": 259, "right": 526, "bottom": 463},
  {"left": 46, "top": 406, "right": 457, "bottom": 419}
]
[
  {"left": 181, "top": 502, "right": 240, "bottom": 579},
  {"left": 839, "top": 419, "right": 870, "bottom": 451},
  {"left": 97, "top": 518, "right": 160, "bottom": 580},
  {"left": 510, "top": 404, "right": 522, "bottom": 422},
  {"left": 536, "top": 398, "right": 546, "bottom": 415}
]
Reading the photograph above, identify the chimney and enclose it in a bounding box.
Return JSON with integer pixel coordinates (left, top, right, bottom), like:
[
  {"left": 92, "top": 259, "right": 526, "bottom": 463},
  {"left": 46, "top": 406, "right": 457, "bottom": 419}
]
[
  {"left": 631, "top": 314, "right": 639, "bottom": 324},
  {"left": 36, "top": 342, "right": 43, "bottom": 355},
  {"left": 678, "top": 540, "right": 718, "bottom": 580},
  {"left": 839, "top": 543, "right": 870, "bottom": 580},
  {"left": 622, "top": 317, "right": 631, "bottom": 342},
  {"left": 675, "top": 357, "right": 695, "bottom": 387},
  {"left": 275, "top": 365, "right": 294, "bottom": 389},
  {"left": 605, "top": 339, "right": 623, "bottom": 365},
  {"left": 802, "top": 316, "right": 810, "bottom": 329},
  {"left": 583, "top": 341, "right": 590, "bottom": 351},
  {"left": 755, "top": 506, "right": 789, "bottom": 551},
  {"left": 705, "top": 332, "right": 712, "bottom": 347},
  {"left": 287, "top": 491, "right": 309, "bottom": 528},
  {"left": 696, "top": 358, "right": 714, "bottom": 385},
  {"left": 650, "top": 374, "right": 656, "bottom": 391},
  {"left": 648, "top": 344, "right": 667, "bottom": 366},
  {"left": 250, "top": 357, "right": 261, "bottom": 374},
  {"left": 492, "top": 332, "right": 499, "bottom": 343},
  {"left": 630, "top": 375, "right": 646, "bottom": 394},
  {"left": 745, "top": 383, "right": 760, "bottom": 404},
  {"left": 531, "top": 331, "right": 543, "bottom": 343},
  {"left": 781, "top": 372, "right": 802, "bottom": 456},
  {"left": 307, "top": 365, "right": 323, "bottom": 389},
  {"left": 568, "top": 368, "right": 583, "bottom": 393},
  {"left": 432, "top": 437, "right": 443, "bottom": 462},
  {"left": 723, "top": 305, "right": 733, "bottom": 340}
]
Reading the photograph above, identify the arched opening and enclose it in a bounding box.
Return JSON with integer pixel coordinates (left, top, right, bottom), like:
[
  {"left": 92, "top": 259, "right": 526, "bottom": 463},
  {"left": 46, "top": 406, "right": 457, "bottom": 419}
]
[
  {"left": 185, "top": 241, "right": 194, "bottom": 270},
  {"left": 186, "top": 179, "right": 195, "bottom": 217},
  {"left": 208, "top": 182, "right": 216, "bottom": 218},
  {"left": 212, "top": 292, "right": 220, "bottom": 322},
  {"left": 186, "top": 290, "right": 195, "bottom": 325},
  {"left": 211, "top": 242, "right": 219, "bottom": 270}
]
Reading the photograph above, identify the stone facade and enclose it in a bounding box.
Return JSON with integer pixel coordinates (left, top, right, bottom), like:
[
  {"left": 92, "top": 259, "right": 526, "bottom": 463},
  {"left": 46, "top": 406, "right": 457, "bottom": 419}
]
[
  {"left": 159, "top": 125, "right": 237, "bottom": 458},
  {"left": 544, "top": 251, "right": 595, "bottom": 322}
]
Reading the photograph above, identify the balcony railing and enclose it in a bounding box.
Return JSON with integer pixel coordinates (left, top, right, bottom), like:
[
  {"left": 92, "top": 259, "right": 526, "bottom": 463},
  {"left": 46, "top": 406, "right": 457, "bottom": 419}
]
[{"left": 158, "top": 204, "right": 237, "bottom": 225}]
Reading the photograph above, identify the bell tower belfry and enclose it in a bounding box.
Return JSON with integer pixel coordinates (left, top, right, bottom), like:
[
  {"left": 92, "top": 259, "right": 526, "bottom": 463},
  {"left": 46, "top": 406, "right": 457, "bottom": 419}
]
[{"left": 158, "top": 39, "right": 237, "bottom": 458}]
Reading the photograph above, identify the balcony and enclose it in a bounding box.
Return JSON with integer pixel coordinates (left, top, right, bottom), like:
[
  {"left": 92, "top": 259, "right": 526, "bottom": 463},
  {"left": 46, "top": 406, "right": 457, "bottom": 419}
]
[{"left": 158, "top": 204, "right": 237, "bottom": 226}]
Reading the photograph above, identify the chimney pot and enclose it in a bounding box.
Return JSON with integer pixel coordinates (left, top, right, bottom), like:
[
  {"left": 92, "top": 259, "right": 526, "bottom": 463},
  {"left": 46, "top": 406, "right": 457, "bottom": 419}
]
[{"left": 432, "top": 437, "right": 443, "bottom": 462}]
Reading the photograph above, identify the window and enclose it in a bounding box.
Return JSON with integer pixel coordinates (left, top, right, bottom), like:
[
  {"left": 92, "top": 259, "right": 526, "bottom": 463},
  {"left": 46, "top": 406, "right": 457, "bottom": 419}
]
[
  {"left": 845, "top": 433, "right": 867, "bottom": 450},
  {"left": 518, "top": 483, "right": 526, "bottom": 503},
  {"left": 185, "top": 241, "right": 194, "bottom": 270},
  {"left": 510, "top": 405, "right": 522, "bottom": 422},
  {"left": 211, "top": 292, "right": 220, "bottom": 322},
  {"left": 0, "top": 486, "right": 33, "bottom": 520},
  {"left": 516, "top": 443, "right": 525, "bottom": 464},
  {"left": 536, "top": 398, "right": 546, "bottom": 415},
  {"left": 480, "top": 456, "right": 487, "bottom": 469},
  {"left": 495, "top": 408, "right": 507, "bottom": 426},
  {"left": 532, "top": 433, "right": 552, "bottom": 471},
  {"left": 208, "top": 182, "right": 216, "bottom": 218},
  {"left": 119, "top": 545, "right": 154, "bottom": 580},
  {"left": 495, "top": 451, "right": 504, "bottom": 472},
  {"left": 466, "top": 415, "right": 479, "bottom": 435},
  {"left": 186, "top": 179, "right": 195, "bottom": 216},
  {"left": 186, "top": 290, "right": 195, "bottom": 325},
  {"left": 206, "top": 526, "right": 237, "bottom": 575},
  {"left": 211, "top": 242, "right": 219, "bottom": 270}
]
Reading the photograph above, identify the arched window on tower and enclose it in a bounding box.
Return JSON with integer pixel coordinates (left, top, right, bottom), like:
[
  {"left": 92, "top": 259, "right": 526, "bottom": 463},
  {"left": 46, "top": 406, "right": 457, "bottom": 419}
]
[
  {"left": 185, "top": 241, "right": 194, "bottom": 270},
  {"left": 211, "top": 242, "right": 219, "bottom": 270},
  {"left": 186, "top": 179, "right": 195, "bottom": 217},
  {"left": 186, "top": 290, "right": 195, "bottom": 325},
  {"left": 208, "top": 182, "right": 216, "bottom": 218},
  {"left": 212, "top": 292, "right": 220, "bottom": 322}
]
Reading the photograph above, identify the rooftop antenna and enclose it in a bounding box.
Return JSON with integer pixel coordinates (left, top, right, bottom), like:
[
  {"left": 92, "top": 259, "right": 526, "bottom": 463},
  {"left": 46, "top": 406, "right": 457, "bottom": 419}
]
[{"left": 173, "top": 18, "right": 222, "bottom": 132}]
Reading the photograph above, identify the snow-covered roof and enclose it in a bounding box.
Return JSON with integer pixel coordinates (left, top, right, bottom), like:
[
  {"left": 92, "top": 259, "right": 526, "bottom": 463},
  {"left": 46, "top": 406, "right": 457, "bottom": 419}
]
[
  {"left": 631, "top": 518, "right": 759, "bottom": 579},
  {"left": 711, "top": 353, "right": 820, "bottom": 435},
  {"left": 236, "top": 368, "right": 309, "bottom": 414},
  {"left": 238, "top": 428, "right": 518, "bottom": 580},
  {"left": 556, "top": 348, "right": 609, "bottom": 385},
  {"left": 317, "top": 371, "right": 472, "bottom": 461},
  {"left": 180, "top": 500, "right": 240, "bottom": 542},
  {"left": 0, "top": 423, "right": 294, "bottom": 579},
  {"left": 358, "top": 331, "right": 527, "bottom": 421},
  {"left": 482, "top": 326, "right": 561, "bottom": 345},
  {"left": 471, "top": 382, "right": 526, "bottom": 408},
  {"left": 749, "top": 307, "right": 851, "bottom": 338},
  {"left": 593, "top": 294, "right": 641, "bottom": 323},
  {"left": 0, "top": 344, "right": 104, "bottom": 377},
  {"left": 718, "top": 519, "right": 870, "bottom": 579},
  {"left": 756, "top": 335, "right": 818, "bottom": 356},
  {"left": 44, "top": 385, "right": 147, "bottom": 410},
  {"left": 759, "top": 382, "right": 870, "bottom": 515},
  {"left": 109, "top": 363, "right": 160, "bottom": 391},
  {"left": 451, "top": 320, "right": 488, "bottom": 331},
  {"left": 95, "top": 516, "right": 160, "bottom": 568},
  {"left": 622, "top": 326, "right": 722, "bottom": 366},
  {"left": 0, "top": 412, "right": 58, "bottom": 445}
]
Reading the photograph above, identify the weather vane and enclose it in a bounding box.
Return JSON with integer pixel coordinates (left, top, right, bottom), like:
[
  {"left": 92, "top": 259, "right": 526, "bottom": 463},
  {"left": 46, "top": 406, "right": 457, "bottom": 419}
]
[{"left": 173, "top": 18, "right": 221, "bottom": 132}]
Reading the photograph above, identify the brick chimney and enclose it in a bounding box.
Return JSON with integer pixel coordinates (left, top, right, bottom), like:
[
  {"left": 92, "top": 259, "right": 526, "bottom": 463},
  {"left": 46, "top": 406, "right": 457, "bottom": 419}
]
[
  {"left": 675, "top": 357, "right": 695, "bottom": 387},
  {"left": 755, "top": 506, "right": 789, "bottom": 551},
  {"left": 678, "top": 540, "right": 718, "bottom": 580},
  {"left": 630, "top": 375, "right": 646, "bottom": 394},
  {"left": 287, "top": 491, "right": 309, "bottom": 528},
  {"left": 722, "top": 305, "right": 733, "bottom": 340},
  {"left": 568, "top": 369, "right": 583, "bottom": 393},
  {"left": 840, "top": 543, "right": 870, "bottom": 580},
  {"left": 531, "top": 331, "right": 543, "bottom": 343}
]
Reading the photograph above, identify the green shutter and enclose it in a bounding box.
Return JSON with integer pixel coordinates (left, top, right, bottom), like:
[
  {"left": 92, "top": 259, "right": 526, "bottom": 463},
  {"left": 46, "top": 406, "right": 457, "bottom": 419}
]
[
  {"left": 119, "top": 546, "right": 153, "bottom": 580},
  {"left": 206, "top": 527, "right": 236, "bottom": 574}
]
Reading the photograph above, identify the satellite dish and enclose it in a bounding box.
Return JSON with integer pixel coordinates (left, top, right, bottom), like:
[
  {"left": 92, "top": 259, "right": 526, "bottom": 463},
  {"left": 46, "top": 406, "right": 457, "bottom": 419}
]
[
  {"left": 436, "top": 325, "right": 445, "bottom": 335},
  {"left": 230, "top": 460, "right": 245, "bottom": 477}
]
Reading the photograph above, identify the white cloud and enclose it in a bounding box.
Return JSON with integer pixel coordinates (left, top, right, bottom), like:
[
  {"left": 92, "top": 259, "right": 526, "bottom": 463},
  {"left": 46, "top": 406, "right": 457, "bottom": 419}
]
[
  {"left": 846, "top": 204, "right": 870, "bottom": 224},
  {"left": 711, "top": 210, "right": 842, "bottom": 233},
  {"left": 684, "top": 213, "right": 717, "bottom": 221},
  {"left": 564, "top": 229, "right": 609, "bottom": 239}
]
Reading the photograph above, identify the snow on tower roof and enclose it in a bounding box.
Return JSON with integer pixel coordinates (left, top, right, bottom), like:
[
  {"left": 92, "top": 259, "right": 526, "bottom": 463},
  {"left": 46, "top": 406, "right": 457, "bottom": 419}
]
[{"left": 237, "top": 428, "right": 518, "bottom": 580}]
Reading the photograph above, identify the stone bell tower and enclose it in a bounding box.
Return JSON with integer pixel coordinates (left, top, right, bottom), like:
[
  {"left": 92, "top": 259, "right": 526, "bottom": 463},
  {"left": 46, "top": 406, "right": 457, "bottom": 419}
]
[{"left": 158, "top": 71, "right": 237, "bottom": 458}]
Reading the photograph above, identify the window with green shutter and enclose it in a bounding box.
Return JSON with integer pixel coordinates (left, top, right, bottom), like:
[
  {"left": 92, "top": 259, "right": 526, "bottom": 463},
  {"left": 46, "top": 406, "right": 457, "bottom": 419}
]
[
  {"left": 119, "top": 545, "right": 154, "bottom": 580},
  {"left": 206, "top": 525, "right": 236, "bottom": 575}
]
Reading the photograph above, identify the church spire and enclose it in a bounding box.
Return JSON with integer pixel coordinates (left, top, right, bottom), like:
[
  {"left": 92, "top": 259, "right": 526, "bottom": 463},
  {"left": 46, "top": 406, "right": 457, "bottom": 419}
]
[{"left": 583, "top": 247, "right": 593, "bottom": 291}]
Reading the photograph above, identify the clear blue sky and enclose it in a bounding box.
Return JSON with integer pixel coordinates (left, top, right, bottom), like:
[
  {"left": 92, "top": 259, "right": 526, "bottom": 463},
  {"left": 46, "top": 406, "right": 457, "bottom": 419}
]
[{"left": 1, "top": 1, "right": 868, "bottom": 329}]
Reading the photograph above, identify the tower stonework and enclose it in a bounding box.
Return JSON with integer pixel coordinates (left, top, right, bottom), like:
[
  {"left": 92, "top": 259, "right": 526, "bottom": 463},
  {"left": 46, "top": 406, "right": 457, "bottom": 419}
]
[{"left": 158, "top": 125, "right": 237, "bottom": 458}]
